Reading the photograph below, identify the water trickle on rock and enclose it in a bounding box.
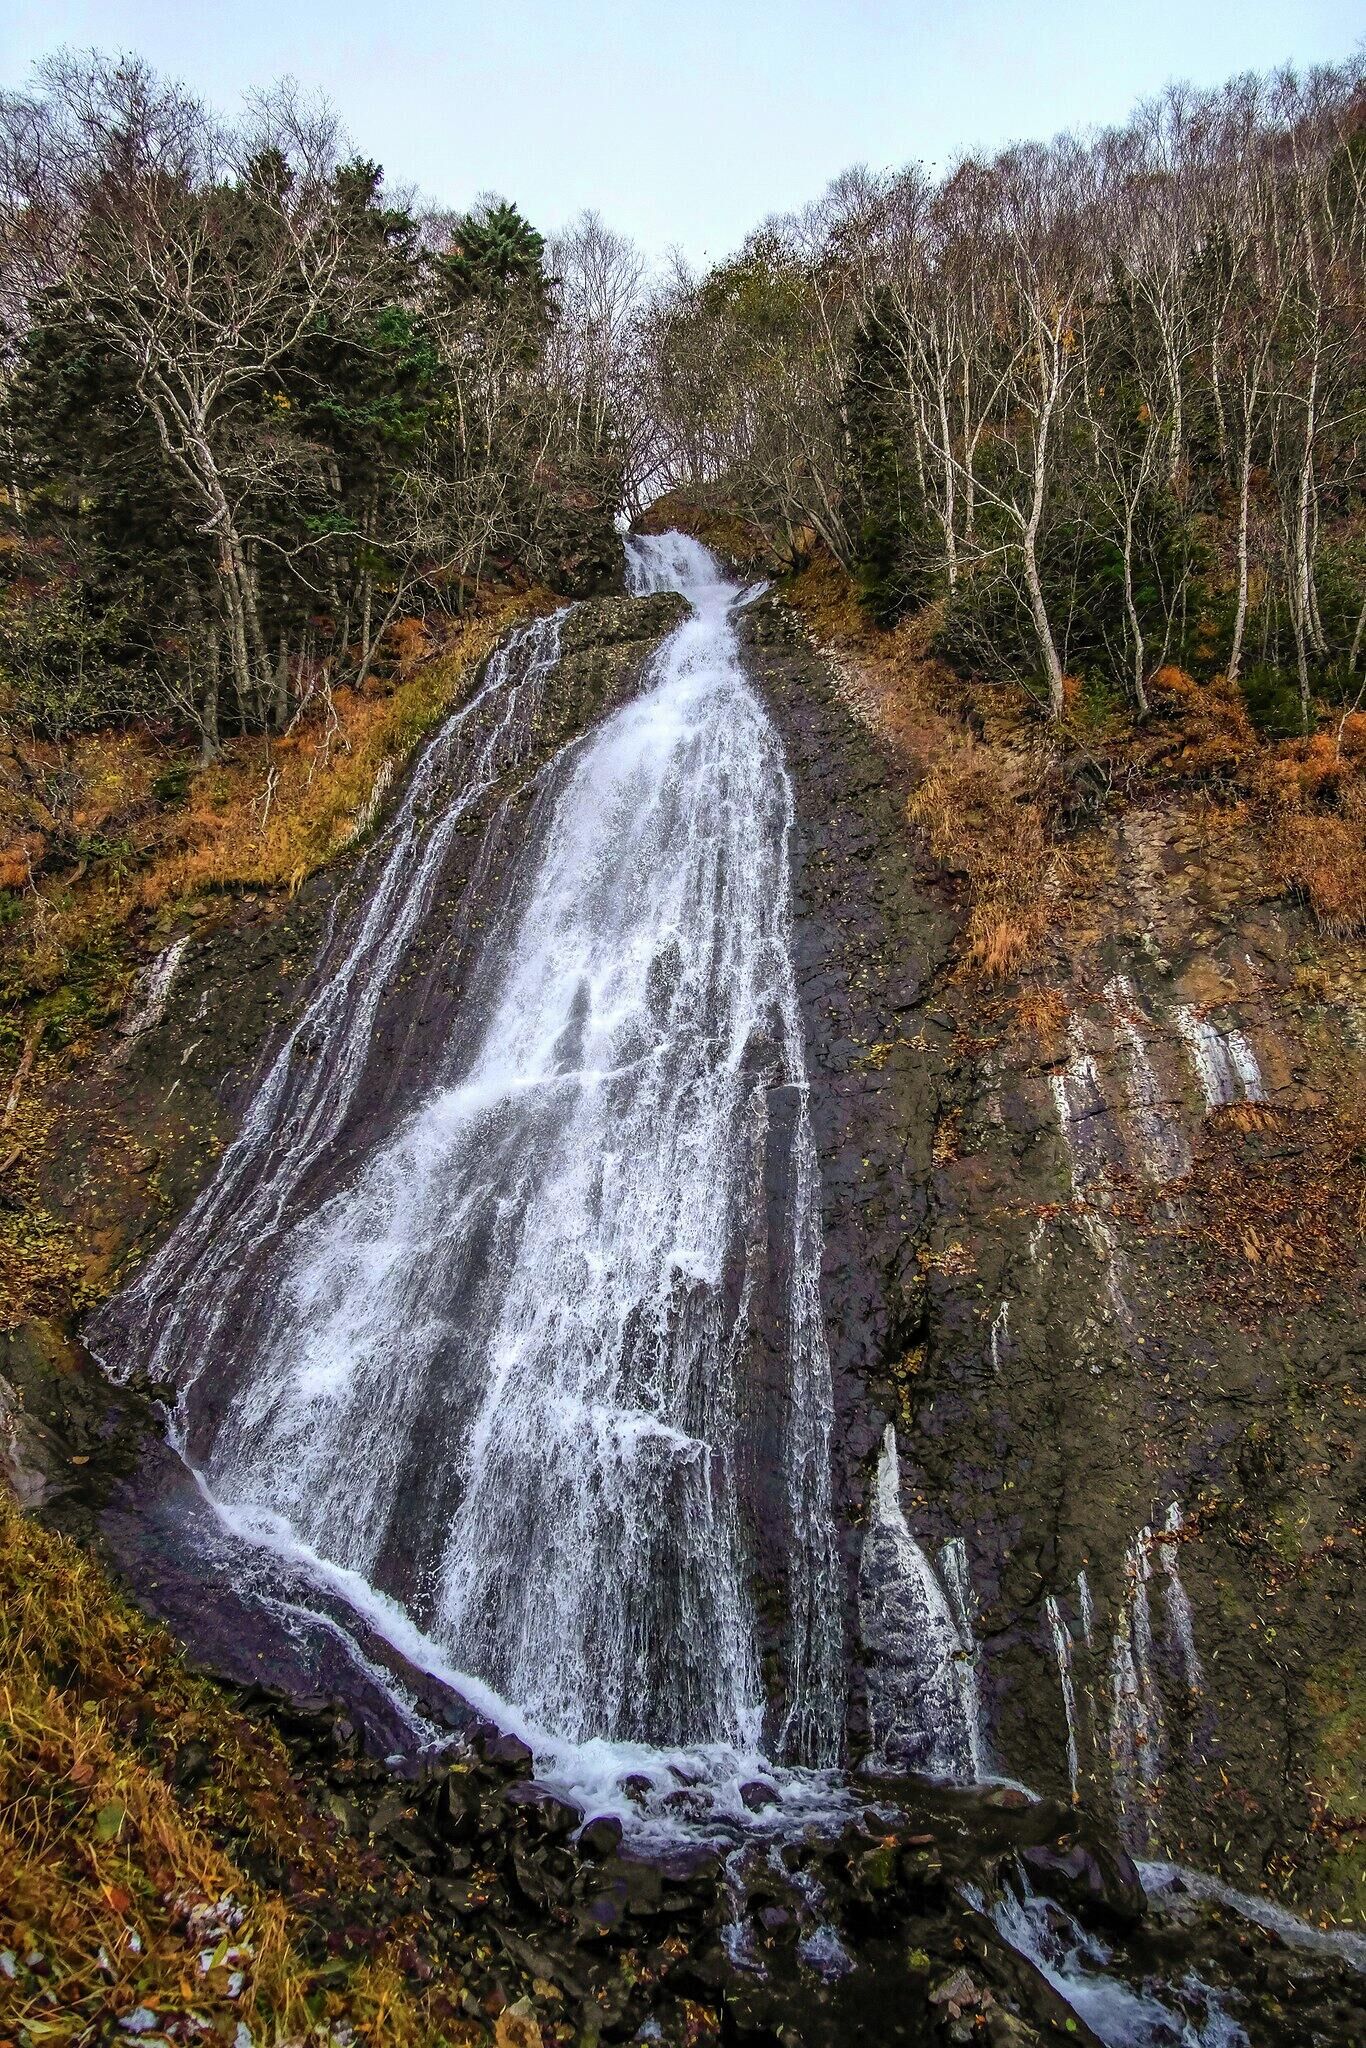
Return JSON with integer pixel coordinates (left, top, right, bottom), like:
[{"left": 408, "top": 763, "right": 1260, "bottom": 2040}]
[
  {"left": 858, "top": 1424, "right": 982, "bottom": 1779},
  {"left": 1045, "top": 1593, "right": 1081, "bottom": 1804},
  {"left": 1175, "top": 1006, "right": 1266, "bottom": 1109}
]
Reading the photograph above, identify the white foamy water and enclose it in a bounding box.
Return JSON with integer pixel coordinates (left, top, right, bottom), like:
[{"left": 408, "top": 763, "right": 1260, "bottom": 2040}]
[
  {"left": 859, "top": 1424, "right": 982, "bottom": 1779},
  {"left": 1160, "top": 1502, "right": 1204, "bottom": 1693},
  {"left": 988, "top": 1300, "right": 1010, "bottom": 1372},
  {"left": 92, "top": 534, "right": 843, "bottom": 1814},
  {"left": 1050, "top": 1023, "right": 1110, "bottom": 1195},
  {"left": 1104, "top": 976, "right": 1189, "bottom": 1184},
  {"left": 1109, "top": 1507, "right": 1208, "bottom": 1848},
  {"left": 986, "top": 1878, "right": 1248, "bottom": 2047}
]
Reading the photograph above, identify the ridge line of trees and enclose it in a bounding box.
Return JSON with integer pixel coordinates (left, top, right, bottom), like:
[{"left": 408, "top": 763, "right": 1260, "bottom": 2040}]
[
  {"left": 0, "top": 52, "right": 646, "bottom": 801},
  {"left": 3, "top": 47, "right": 1364, "bottom": 777},
  {"left": 643, "top": 59, "right": 1366, "bottom": 728}
]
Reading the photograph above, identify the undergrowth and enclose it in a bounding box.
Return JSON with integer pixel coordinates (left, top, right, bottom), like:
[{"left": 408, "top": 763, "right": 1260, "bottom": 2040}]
[
  {"left": 780, "top": 546, "right": 1366, "bottom": 980},
  {"left": 0, "top": 1486, "right": 484, "bottom": 2047}
]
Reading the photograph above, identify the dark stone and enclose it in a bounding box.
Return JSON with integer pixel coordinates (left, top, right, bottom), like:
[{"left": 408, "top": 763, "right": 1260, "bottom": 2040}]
[
  {"left": 578, "top": 1814, "right": 624, "bottom": 1859},
  {"left": 168, "top": 1738, "right": 212, "bottom": 1792},
  {"left": 740, "top": 1779, "right": 779, "bottom": 1811},
  {"left": 504, "top": 1780, "right": 581, "bottom": 1838},
  {"left": 1023, "top": 1837, "right": 1146, "bottom": 1930},
  {"left": 474, "top": 1728, "right": 534, "bottom": 1777}
]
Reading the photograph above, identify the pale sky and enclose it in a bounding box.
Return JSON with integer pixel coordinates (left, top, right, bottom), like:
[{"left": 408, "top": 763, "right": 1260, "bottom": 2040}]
[{"left": 3, "top": 1, "right": 1360, "bottom": 266}]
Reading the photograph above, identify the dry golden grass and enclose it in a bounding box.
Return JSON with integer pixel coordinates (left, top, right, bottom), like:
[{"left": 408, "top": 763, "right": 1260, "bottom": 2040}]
[
  {"left": 1012, "top": 986, "right": 1070, "bottom": 1044},
  {"left": 134, "top": 606, "right": 530, "bottom": 911},
  {"left": 0, "top": 1484, "right": 484, "bottom": 2046},
  {"left": 0, "top": 600, "right": 538, "bottom": 1033},
  {"left": 1257, "top": 721, "right": 1366, "bottom": 939},
  {"left": 909, "top": 743, "right": 1051, "bottom": 979},
  {"left": 782, "top": 546, "right": 1366, "bottom": 977}
]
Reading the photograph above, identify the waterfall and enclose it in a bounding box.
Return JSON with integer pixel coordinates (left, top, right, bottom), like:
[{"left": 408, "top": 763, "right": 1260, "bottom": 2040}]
[
  {"left": 858, "top": 1424, "right": 982, "bottom": 1779},
  {"left": 1045, "top": 1594, "right": 1080, "bottom": 1803},
  {"left": 94, "top": 608, "right": 569, "bottom": 1386},
  {"left": 91, "top": 534, "right": 842, "bottom": 1781}
]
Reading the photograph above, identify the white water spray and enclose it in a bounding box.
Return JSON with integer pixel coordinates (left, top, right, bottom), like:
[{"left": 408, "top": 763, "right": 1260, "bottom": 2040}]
[
  {"left": 859, "top": 1424, "right": 982, "bottom": 1779},
  {"left": 93, "top": 537, "right": 843, "bottom": 1789}
]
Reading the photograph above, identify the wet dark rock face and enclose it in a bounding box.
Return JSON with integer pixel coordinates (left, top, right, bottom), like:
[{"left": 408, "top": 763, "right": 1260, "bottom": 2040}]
[
  {"left": 741, "top": 594, "right": 1366, "bottom": 1940},
  {"left": 738, "top": 599, "right": 959, "bottom": 1759}
]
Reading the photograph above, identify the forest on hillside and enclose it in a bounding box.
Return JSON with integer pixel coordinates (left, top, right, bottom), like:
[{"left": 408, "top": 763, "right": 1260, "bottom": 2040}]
[{"left": 0, "top": 50, "right": 1363, "bottom": 937}]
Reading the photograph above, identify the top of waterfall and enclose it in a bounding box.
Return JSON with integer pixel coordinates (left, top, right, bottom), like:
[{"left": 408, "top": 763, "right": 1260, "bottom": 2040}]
[{"left": 625, "top": 530, "right": 733, "bottom": 608}]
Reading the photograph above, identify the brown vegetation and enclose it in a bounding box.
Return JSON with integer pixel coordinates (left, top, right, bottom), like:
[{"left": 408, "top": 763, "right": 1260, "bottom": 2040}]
[
  {"left": 0, "top": 599, "right": 535, "bottom": 1046},
  {"left": 1258, "top": 720, "right": 1366, "bottom": 938},
  {"left": 908, "top": 746, "right": 1051, "bottom": 979},
  {"left": 0, "top": 1486, "right": 485, "bottom": 2046},
  {"left": 777, "top": 538, "right": 1366, "bottom": 984},
  {"left": 781, "top": 551, "right": 1056, "bottom": 981}
]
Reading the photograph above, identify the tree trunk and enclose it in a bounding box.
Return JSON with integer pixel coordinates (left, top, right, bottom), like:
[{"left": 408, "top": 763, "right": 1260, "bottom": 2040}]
[
  {"left": 1023, "top": 324, "right": 1065, "bottom": 722},
  {"left": 201, "top": 622, "right": 221, "bottom": 762},
  {"left": 1122, "top": 499, "right": 1149, "bottom": 715},
  {"left": 273, "top": 631, "right": 290, "bottom": 731},
  {"left": 1228, "top": 418, "right": 1253, "bottom": 688}
]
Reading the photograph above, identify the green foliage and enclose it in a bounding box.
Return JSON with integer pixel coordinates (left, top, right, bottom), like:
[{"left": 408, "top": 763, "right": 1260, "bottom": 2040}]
[
  {"left": 0, "top": 573, "right": 143, "bottom": 741},
  {"left": 846, "top": 310, "right": 941, "bottom": 627},
  {"left": 0, "top": 72, "right": 623, "bottom": 776},
  {"left": 442, "top": 199, "right": 548, "bottom": 305},
  {"left": 151, "top": 763, "right": 193, "bottom": 806},
  {"left": 1240, "top": 662, "right": 1308, "bottom": 738}
]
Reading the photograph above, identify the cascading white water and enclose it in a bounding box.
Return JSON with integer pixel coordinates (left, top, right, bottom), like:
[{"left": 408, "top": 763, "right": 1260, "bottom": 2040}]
[
  {"left": 859, "top": 1423, "right": 982, "bottom": 1778},
  {"left": 96, "top": 608, "right": 569, "bottom": 1382},
  {"left": 92, "top": 534, "right": 842, "bottom": 1783},
  {"left": 1045, "top": 1594, "right": 1081, "bottom": 1803}
]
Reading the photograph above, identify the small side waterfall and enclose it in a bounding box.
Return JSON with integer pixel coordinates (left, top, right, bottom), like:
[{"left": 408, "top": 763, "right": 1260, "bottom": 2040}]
[
  {"left": 858, "top": 1424, "right": 982, "bottom": 1778},
  {"left": 1108, "top": 1504, "right": 1207, "bottom": 1848},
  {"left": 92, "top": 535, "right": 842, "bottom": 1783},
  {"left": 1045, "top": 1594, "right": 1080, "bottom": 1803},
  {"left": 1110, "top": 1527, "right": 1162, "bottom": 1847},
  {"left": 1159, "top": 1502, "right": 1204, "bottom": 1693}
]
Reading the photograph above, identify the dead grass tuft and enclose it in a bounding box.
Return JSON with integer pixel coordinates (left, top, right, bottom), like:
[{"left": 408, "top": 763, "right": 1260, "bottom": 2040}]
[
  {"left": 1257, "top": 732, "right": 1366, "bottom": 938},
  {"left": 909, "top": 742, "right": 1052, "bottom": 980},
  {"left": 1013, "top": 986, "right": 1070, "bottom": 1043},
  {"left": 0, "top": 1484, "right": 481, "bottom": 2044}
]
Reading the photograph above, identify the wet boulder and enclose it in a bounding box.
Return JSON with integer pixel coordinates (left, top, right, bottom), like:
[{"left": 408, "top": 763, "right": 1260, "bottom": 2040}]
[{"left": 1023, "top": 1834, "right": 1146, "bottom": 1930}]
